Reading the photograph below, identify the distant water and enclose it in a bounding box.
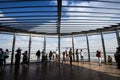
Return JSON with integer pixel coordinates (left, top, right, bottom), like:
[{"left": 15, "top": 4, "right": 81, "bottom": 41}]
[{"left": 6, "top": 52, "right": 116, "bottom": 64}]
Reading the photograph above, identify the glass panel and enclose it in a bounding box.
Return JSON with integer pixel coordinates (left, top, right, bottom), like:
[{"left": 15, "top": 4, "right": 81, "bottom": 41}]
[
  {"left": 74, "top": 36, "right": 88, "bottom": 61},
  {"left": 0, "top": 34, "right": 13, "bottom": 64},
  {"left": 46, "top": 37, "right": 58, "bottom": 61},
  {"left": 31, "top": 36, "right": 44, "bottom": 62},
  {"left": 103, "top": 33, "right": 118, "bottom": 62},
  {"left": 88, "top": 34, "right": 104, "bottom": 62},
  {"left": 60, "top": 37, "right": 72, "bottom": 60},
  {"left": 15, "top": 35, "right": 29, "bottom": 63}
]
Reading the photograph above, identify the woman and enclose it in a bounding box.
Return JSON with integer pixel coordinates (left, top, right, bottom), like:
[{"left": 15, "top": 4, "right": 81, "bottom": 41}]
[{"left": 96, "top": 50, "right": 102, "bottom": 66}]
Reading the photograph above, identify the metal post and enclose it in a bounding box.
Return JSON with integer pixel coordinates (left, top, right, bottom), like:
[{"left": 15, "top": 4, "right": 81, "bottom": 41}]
[
  {"left": 44, "top": 34, "right": 46, "bottom": 54},
  {"left": 72, "top": 34, "right": 75, "bottom": 61},
  {"left": 116, "top": 30, "right": 120, "bottom": 47},
  {"left": 28, "top": 34, "right": 32, "bottom": 62},
  {"left": 86, "top": 34, "right": 90, "bottom": 62},
  {"left": 58, "top": 34, "right": 61, "bottom": 63},
  {"left": 100, "top": 31, "right": 106, "bottom": 63},
  {"left": 11, "top": 33, "right": 16, "bottom": 65}
]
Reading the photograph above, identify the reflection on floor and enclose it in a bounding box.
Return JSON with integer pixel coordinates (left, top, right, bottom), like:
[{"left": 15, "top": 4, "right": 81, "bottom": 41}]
[{"left": 0, "top": 62, "right": 120, "bottom": 80}]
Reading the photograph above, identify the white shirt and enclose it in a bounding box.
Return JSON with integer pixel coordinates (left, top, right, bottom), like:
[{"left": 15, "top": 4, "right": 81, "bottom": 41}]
[
  {"left": 56, "top": 50, "right": 58, "bottom": 55},
  {"left": 80, "top": 51, "right": 84, "bottom": 56}
]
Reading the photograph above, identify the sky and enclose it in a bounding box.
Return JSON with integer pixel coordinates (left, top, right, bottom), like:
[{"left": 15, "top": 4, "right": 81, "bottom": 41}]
[
  {"left": 0, "top": 0, "right": 119, "bottom": 54},
  {"left": 0, "top": 0, "right": 120, "bottom": 33}
]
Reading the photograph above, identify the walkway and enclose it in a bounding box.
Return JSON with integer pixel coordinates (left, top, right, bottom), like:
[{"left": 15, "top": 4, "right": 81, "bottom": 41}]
[{"left": 0, "top": 62, "right": 120, "bottom": 80}]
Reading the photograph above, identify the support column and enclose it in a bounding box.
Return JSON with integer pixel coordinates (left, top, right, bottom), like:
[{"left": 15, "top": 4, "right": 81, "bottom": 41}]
[
  {"left": 44, "top": 34, "right": 46, "bottom": 54},
  {"left": 100, "top": 31, "right": 106, "bottom": 63},
  {"left": 116, "top": 30, "right": 120, "bottom": 47},
  {"left": 28, "top": 34, "right": 32, "bottom": 62},
  {"left": 72, "top": 34, "right": 75, "bottom": 61},
  {"left": 86, "top": 34, "right": 90, "bottom": 62},
  {"left": 58, "top": 34, "right": 61, "bottom": 63},
  {"left": 11, "top": 33, "right": 16, "bottom": 65}
]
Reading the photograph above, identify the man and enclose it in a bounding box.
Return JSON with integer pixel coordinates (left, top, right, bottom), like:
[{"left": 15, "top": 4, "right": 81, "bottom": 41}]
[
  {"left": 96, "top": 50, "right": 102, "bottom": 66},
  {"left": 36, "top": 50, "right": 41, "bottom": 62},
  {"left": 80, "top": 49, "right": 84, "bottom": 63},
  {"left": 69, "top": 48, "right": 73, "bottom": 65}
]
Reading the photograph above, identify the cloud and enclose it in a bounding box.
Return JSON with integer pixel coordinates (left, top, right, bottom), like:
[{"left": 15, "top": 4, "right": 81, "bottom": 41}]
[
  {"left": 0, "top": 11, "right": 16, "bottom": 21},
  {"left": 62, "top": 1, "right": 120, "bottom": 23}
]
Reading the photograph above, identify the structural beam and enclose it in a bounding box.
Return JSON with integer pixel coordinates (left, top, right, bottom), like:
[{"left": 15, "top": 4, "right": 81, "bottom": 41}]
[
  {"left": 44, "top": 34, "right": 46, "bottom": 54},
  {"left": 11, "top": 33, "right": 16, "bottom": 65},
  {"left": 86, "top": 34, "right": 90, "bottom": 62},
  {"left": 100, "top": 31, "right": 107, "bottom": 63},
  {"left": 72, "top": 35, "right": 75, "bottom": 61},
  {"left": 116, "top": 30, "right": 120, "bottom": 47},
  {"left": 57, "top": 0, "right": 62, "bottom": 62},
  {"left": 28, "top": 34, "right": 32, "bottom": 63}
]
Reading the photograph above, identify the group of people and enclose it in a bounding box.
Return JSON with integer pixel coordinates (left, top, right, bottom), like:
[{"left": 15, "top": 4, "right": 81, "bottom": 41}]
[
  {"left": 36, "top": 49, "right": 57, "bottom": 63},
  {"left": 1, "top": 46, "right": 120, "bottom": 69},
  {"left": 62, "top": 48, "right": 84, "bottom": 65},
  {"left": 36, "top": 49, "right": 47, "bottom": 63},
  {"left": 15, "top": 47, "right": 29, "bottom": 69},
  {"left": 0, "top": 48, "right": 9, "bottom": 69}
]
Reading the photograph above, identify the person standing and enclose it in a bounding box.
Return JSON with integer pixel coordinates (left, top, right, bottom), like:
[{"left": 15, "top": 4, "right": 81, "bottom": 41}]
[
  {"left": 15, "top": 47, "right": 22, "bottom": 68},
  {"left": 22, "top": 50, "right": 29, "bottom": 68},
  {"left": 96, "top": 50, "right": 102, "bottom": 66},
  {"left": 76, "top": 49, "right": 79, "bottom": 62},
  {"left": 80, "top": 49, "right": 84, "bottom": 63},
  {"left": 4, "top": 49, "right": 9, "bottom": 66},
  {"left": 49, "top": 50, "right": 53, "bottom": 61},
  {"left": 36, "top": 50, "right": 41, "bottom": 62},
  {"left": 69, "top": 48, "right": 73, "bottom": 65},
  {"left": 41, "top": 49, "right": 45, "bottom": 63},
  {"left": 55, "top": 49, "right": 59, "bottom": 61},
  {"left": 0, "top": 48, "right": 4, "bottom": 69},
  {"left": 62, "top": 51, "right": 66, "bottom": 62},
  {"left": 66, "top": 48, "right": 69, "bottom": 61},
  {"left": 114, "top": 47, "right": 120, "bottom": 69}
]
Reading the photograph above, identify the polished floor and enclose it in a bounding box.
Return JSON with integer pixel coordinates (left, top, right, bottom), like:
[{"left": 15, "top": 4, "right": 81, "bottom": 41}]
[{"left": 0, "top": 61, "right": 120, "bottom": 80}]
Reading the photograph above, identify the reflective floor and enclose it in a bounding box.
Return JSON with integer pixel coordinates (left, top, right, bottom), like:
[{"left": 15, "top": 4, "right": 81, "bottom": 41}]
[{"left": 0, "top": 62, "right": 120, "bottom": 80}]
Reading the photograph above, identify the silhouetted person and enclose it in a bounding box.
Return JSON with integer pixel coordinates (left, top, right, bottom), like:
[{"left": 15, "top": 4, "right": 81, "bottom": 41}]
[
  {"left": 15, "top": 47, "right": 21, "bottom": 68},
  {"left": 36, "top": 50, "right": 41, "bottom": 62},
  {"left": 76, "top": 49, "right": 79, "bottom": 62},
  {"left": 96, "top": 50, "right": 102, "bottom": 66},
  {"left": 0, "top": 48, "right": 4, "bottom": 69},
  {"left": 4, "top": 49, "right": 9, "bottom": 66},
  {"left": 49, "top": 51, "right": 53, "bottom": 61},
  {"left": 62, "top": 51, "right": 66, "bottom": 62},
  {"left": 108, "top": 55, "right": 112, "bottom": 63},
  {"left": 80, "top": 49, "right": 84, "bottom": 63},
  {"left": 41, "top": 49, "right": 45, "bottom": 63},
  {"left": 22, "top": 51, "right": 28, "bottom": 63},
  {"left": 56, "top": 49, "right": 59, "bottom": 61},
  {"left": 22, "top": 50, "right": 29, "bottom": 68},
  {"left": 114, "top": 47, "right": 120, "bottom": 69},
  {"left": 66, "top": 48, "right": 69, "bottom": 61},
  {"left": 69, "top": 48, "right": 73, "bottom": 65}
]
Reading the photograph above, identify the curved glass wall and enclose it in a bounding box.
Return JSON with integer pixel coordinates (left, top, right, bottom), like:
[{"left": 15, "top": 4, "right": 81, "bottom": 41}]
[
  {"left": 60, "top": 37, "right": 72, "bottom": 60},
  {"left": 88, "top": 34, "right": 104, "bottom": 62},
  {"left": 74, "top": 36, "right": 88, "bottom": 62},
  {"left": 15, "top": 35, "right": 29, "bottom": 63},
  {"left": 103, "top": 32, "right": 118, "bottom": 62},
  {"left": 0, "top": 30, "right": 119, "bottom": 63},
  {"left": 30, "top": 36, "right": 44, "bottom": 62},
  {"left": 46, "top": 37, "right": 58, "bottom": 60},
  {"left": 0, "top": 33, "right": 13, "bottom": 64}
]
